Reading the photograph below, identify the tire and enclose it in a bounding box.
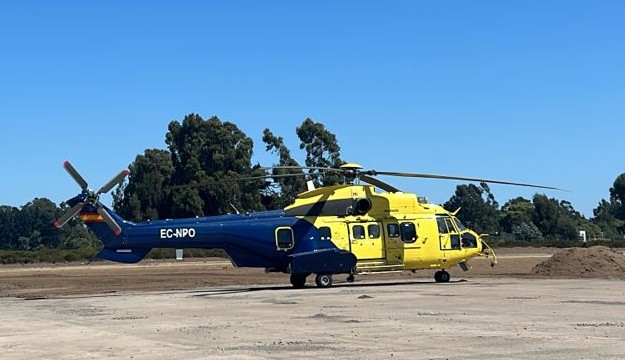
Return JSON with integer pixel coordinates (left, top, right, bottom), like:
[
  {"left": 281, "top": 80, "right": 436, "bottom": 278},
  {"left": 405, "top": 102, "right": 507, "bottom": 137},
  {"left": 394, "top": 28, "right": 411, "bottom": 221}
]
[
  {"left": 315, "top": 273, "right": 333, "bottom": 288},
  {"left": 290, "top": 273, "right": 307, "bottom": 288},
  {"left": 435, "top": 270, "right": 450, "bottom": 283}
]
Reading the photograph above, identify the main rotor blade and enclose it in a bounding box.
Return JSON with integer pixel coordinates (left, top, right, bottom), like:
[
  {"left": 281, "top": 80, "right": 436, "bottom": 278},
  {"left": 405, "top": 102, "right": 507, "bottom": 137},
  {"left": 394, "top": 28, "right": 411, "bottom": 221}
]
[
  {"left": 97, "top": 169, "right": 130, "bottom": 194},
  {"left": 170, "top": 173, "right": 312, "bottom": 189},
  {"left": 53, "top": 202, "right": 85, "bottom": 228},
  {"left": 63, "top": 161, "right": 88, "bottom": 190},
  {"left": 231, "top": 173, "right": 312, "bottom": 182},
  {"left": 367, "top": 170, "right": 565, "bottom": 191},
  {"left": 261, "top": 166, "right": 341, "bottom": 173},
  {"left": 360, "top": 175, "right": 402, "bottom": 193},
  {"left": 97, "top": 206, "right": 122, "bottom": 236}
]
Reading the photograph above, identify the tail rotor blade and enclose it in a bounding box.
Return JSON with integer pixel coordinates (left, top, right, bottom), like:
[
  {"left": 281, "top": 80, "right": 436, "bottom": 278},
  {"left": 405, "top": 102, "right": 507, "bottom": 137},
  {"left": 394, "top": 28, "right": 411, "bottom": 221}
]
[
  {"left": 97, "top": 169, "right": 130, "bottom": 194},
  {"left": 96, "top": 206, "right": 122, "bottom": 236},
  {"left": 53, "top": 202, "right": 85, "bottom": 228},
  {"left": 63, "top": 161, "right": 89, "bottom": 190}
]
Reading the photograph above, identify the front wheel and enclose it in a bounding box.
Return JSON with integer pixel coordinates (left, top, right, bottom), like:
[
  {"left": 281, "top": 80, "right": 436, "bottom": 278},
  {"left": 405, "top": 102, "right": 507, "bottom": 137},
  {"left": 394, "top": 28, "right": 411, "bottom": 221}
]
[
  {"left": 434, "top": 270, "right": 450, "bottom": 283},
  {"left": 315, "top": 273, "right": 333, "bottom": 288}
]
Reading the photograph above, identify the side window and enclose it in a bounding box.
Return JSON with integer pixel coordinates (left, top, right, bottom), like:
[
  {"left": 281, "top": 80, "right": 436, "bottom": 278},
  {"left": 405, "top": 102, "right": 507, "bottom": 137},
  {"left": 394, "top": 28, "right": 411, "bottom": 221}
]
[
  {"left": 368, "top": 224, "right": 380, "bottom": 239},
  {"left": 352, "top": 225, "right": 365, "bottom": 239},
  {"left": 461, "top": 232, "right": 477, "bottom": 248},
  {"left": 319, "top": 226, "right": 332, "bottom": 241},
  {"left": 451, "top": 234, "right": 461, "bottom": 249},
  {"left": 400, "top": 222, "right": 417, "bottom": 243},
  {"left": 387, "top": 223, "right": 400, "bottom": 238},
  {"left": 275, "top": 227, "right": 294, "bottom": 250},
  {"left": 437, "top": 218, "right": 448, "bottom": 234}
]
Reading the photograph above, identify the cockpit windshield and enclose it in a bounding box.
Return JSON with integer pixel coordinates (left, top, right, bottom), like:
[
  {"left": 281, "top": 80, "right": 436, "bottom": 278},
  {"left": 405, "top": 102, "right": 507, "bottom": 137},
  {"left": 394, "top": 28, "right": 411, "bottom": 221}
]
[
  {"left": 437, "top": 216, "right": 458, "bottom": 234},
  {"left": 453, "top": 217, "right": 466, "bottom": 231}
]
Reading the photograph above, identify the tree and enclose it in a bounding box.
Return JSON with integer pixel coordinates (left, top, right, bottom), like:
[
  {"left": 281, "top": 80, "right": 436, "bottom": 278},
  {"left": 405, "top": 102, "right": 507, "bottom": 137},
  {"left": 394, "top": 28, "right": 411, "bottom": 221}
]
[
  {"left": 166, "top": 114, "right": 265, "bottom": 217},
  {"left": 532, "top": 194, "right": 560, "bottom": 237},
  {"left": 591, "top": 173, "right": 625, "bottom": 239},
  {"left": 500, "top": 197, "right": 534, "bottom": 230},
  {"left": 444, "top": 182, "right": 500, "bottom": 234},
  {"left": 296, "top": 118, "right": 344, "bottom": 186},
  {"left": 114, "top": 149, "right": 174, "bottom": 221},
  {"left": 114, "top": 114, "right": 267, "bottom": 220},
  {"left": 610, "top": 173, "right": 625, "bottom": 209},
  {"left": 510, "top": 222, "right": 544, "bottom": 242},
  {"left": 59, "top": 222, "right": 98, "bottom": 249},
  {"left": 500, "top": 197, "right": 543, "bottom": 241},
  {"left": 532, "top": 194, "right": 589, "bottom": 241},
  {"left": 0, "top": 205, "right": 20, "bottom": 249},
  {"left": 592, "top": 199, "right": 624, "bottom": 239},
  {"left": 262, "top": 128, "right": 306, "bottom": 209},
  {"left": 0, "top": 199, "right": 99, "bottom": 251},
  {"left": 18, "top": 198, "right": 62, "bottom": 249}
]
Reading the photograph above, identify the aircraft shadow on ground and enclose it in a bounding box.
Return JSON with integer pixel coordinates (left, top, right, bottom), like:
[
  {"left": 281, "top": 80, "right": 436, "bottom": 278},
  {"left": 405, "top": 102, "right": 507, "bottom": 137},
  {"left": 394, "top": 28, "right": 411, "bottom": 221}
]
[{"left": 191, "top": 278, "right": 470, "bottom": 298}]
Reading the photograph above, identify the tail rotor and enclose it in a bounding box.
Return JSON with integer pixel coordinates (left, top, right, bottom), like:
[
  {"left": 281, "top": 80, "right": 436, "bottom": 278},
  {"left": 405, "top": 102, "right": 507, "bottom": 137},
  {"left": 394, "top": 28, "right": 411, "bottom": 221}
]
[
  {"left": 53, "top": 161, "right": 129, "bottom": 235},
  {"left": 63, "top": 160, "right": 89, "bottom": 190}
]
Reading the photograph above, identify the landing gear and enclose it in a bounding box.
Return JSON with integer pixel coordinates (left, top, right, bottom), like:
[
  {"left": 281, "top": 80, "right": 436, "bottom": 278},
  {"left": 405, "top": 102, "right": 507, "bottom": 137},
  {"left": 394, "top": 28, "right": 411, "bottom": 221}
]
[
  {"left": 434, "top": 270, "right": 450, "bottom": 283},
  {"left": 315, "top": 273, "right": 333, "bottom": 288},
  {"left": 290, "top": 273, "right": 307, "bottom": 288},
  {"left": 346, "top": 274, "right": 355, "bottom": 283}
]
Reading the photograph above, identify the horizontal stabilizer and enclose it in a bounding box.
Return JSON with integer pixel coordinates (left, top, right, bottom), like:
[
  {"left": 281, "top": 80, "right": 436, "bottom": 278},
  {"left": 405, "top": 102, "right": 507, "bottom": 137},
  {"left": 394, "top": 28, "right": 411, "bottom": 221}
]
[{"left": 97, "top": 247, "right": 152, "bottom": 264}]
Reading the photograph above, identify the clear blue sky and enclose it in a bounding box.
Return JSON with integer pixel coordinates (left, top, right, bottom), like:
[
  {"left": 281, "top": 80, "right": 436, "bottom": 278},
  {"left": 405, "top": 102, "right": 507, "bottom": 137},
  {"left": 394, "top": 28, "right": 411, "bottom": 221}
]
[{"left": 1, "top": 1, "right": 623, "bottom": 217}]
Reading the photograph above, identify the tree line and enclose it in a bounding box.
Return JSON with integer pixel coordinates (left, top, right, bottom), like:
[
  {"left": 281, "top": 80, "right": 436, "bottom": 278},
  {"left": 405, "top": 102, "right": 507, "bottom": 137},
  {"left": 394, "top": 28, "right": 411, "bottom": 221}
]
[{"left": 1, "top": 114, "right": 624, "bottom": 258}]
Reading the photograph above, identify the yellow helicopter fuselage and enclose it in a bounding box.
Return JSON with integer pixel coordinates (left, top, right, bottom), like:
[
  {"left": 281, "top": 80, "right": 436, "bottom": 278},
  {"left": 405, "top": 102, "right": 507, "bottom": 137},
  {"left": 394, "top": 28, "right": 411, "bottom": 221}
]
[{"left": 285, "top": 184, "right": 490, "bottom": 274}]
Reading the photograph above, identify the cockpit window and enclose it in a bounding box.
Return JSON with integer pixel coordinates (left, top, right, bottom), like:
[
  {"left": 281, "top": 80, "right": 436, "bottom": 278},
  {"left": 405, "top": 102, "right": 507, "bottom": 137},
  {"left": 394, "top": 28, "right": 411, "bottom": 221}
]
[
  {"left": 437, "top": 218, "right": 448, "bottom": 234},
  {"left": 437, "top": 217, "right": 459, "bottom": 234},
  {"left": 461, "top": 232, "right": 478, "bottom": 248},
  {"left": 444, "top": 218, "right": 456, "bottom": 233},
  {"left": 453, "top": 217, "right": 466, "bottom": 231}
]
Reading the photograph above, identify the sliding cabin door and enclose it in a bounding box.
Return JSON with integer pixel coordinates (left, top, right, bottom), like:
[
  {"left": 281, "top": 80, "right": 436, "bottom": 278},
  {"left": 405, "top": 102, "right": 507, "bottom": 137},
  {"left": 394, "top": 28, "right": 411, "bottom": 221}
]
[{"left": 348, "top": 222, "right": 385, "bottom": 260}]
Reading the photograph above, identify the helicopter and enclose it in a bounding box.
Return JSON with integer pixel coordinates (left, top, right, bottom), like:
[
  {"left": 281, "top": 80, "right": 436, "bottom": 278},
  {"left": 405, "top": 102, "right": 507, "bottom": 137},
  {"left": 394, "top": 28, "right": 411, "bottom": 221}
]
[{"left": 53, "top": 161, "right": 561, "bottom": 288}]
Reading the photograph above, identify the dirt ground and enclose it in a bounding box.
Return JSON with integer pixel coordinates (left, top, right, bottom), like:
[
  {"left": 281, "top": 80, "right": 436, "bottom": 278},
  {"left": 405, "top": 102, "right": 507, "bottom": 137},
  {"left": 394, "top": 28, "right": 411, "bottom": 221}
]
[
  {"left": 2, "top": 247, "right": 625, "bottom": 359},
  {"left": 0, "top": 247, "right": 563, "bottom": 299}
]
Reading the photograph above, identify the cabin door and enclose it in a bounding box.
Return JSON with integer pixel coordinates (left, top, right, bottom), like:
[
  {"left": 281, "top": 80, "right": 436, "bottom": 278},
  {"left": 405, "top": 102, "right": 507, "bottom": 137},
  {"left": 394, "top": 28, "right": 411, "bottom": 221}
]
[{"left": 348, "top": 222, "right": 385, "bottom": 260}]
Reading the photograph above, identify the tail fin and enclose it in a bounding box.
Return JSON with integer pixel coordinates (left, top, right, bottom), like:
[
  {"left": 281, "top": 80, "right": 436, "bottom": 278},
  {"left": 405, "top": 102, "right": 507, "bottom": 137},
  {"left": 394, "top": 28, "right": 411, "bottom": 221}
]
[
  {"left": 79, "top": 205, "right": 128, "bottom": 247},
  {"left": 80, "top": 206, "right": 152, "bottom": 264}
]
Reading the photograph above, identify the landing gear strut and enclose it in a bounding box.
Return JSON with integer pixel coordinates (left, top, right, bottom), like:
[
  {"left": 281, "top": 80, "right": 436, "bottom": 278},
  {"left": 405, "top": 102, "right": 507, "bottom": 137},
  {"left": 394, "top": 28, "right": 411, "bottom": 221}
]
[
  {"left": 434, "top": 270, "right": 450, "bottom": 283},
  {"left": 290, "top": 273, "right": 307, "bottom": 288}
]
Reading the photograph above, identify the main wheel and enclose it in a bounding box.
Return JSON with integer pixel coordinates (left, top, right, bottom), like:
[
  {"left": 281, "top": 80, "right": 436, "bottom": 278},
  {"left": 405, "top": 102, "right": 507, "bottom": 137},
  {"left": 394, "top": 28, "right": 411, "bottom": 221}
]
[
  {"left": 315, "top": 273, "right": 333, "bottom": 288},
  {"left": 434, "top": 270, "right": 450, "bottom": 283},
  {"left": 290, "top": 273, "right": 307, "bottom": 288}
]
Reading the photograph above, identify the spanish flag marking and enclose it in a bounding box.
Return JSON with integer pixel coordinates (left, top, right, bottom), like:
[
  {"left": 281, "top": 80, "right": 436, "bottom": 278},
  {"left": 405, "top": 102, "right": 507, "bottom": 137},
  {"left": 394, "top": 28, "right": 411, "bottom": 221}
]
[{"left": 79, "top": 212, "right": 105, "bottom": 223}]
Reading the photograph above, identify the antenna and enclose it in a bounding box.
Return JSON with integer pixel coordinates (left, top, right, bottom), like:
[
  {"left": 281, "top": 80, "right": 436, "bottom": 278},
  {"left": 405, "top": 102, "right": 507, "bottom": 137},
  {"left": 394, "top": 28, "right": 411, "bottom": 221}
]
[{"left": 229, "top": 203, "right": 240, "bottom": 214}]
